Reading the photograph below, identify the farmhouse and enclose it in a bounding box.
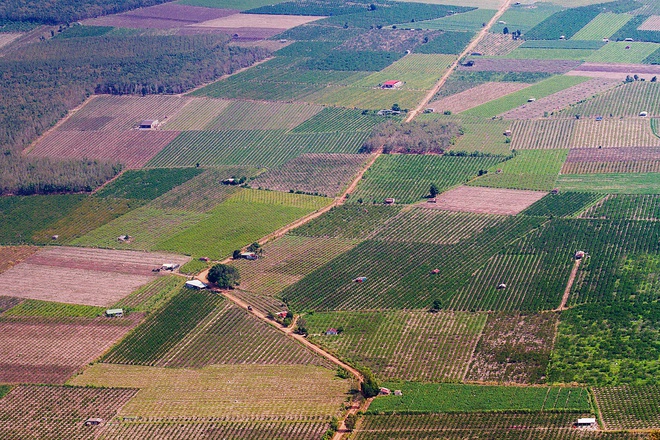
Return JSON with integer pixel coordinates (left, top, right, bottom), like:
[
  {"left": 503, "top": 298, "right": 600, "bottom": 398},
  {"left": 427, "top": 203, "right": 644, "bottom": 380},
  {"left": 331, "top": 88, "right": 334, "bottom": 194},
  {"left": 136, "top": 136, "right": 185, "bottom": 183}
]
[
  {"left": 139, "top": 120, "right": 158, "bottom": 129},
  {"left": 105, "top": 308, "right": 123, "bottom": 318},
  {"left": 185, "top": 279, "right": 207, "bottom": 289},
  {"left": 381, "top": 80, "right": 402, "bottom": 89}
]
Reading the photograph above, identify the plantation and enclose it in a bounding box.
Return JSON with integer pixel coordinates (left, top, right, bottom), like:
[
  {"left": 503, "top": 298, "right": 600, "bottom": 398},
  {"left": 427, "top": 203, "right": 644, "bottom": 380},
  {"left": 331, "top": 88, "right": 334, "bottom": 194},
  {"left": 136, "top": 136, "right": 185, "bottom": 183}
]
[
  {"left": 368, "top": 383, "right": 591, "bottom": 413},
  {"left": 415, "top": 31, "right": 475, "bottom": 55},
  {"left": 112, "top": 275, "right": 186, "bottom": 313},
  {"left": 586, "top": 42, "right": 660, "bottom": 64},
  {"left": 491, "top": 2, "right": 563, "bottom": 34},
  {"left": 503, "top": 48, "right": 595, "bottom": 61},
  {"left": 570, "top": 12, "right": 633, "bottom": 40},
  {"left": 306, "top": 310, "right": 487, "bottom": 382},
  {"left": 352, "top": 54, "right": 455, "bottom": 91},
  {"left": 96, "top": 168, "right": 203, "bottom": 201},
  {"left": 581, "top": 194, "right": 660, "bottom": 220},
  {"left": 611, "top": 15, "right": 660, "bottom": 44},
  {"left": 594, "top": 385, "right": 660, "bottom": 430},
  {"left": 554, "top": 81, "right": 660, "bottom": 118},
  {"left": 557, "top": 172, "right": 660, "bottom": 193},
  {"left": 349, "top": 155, "right": 505, "bottom": 204},
  {"left": 522, "top": 192, "right": 604, "bottom": 218},
  {"left": 290, "top": 205, "right": 401, "bottom": 239},
  {"left": 308, "top": 85, "right": 426, "bottom": 111},
  {"left": 406, "top": 8, "right": 495, "bottom": 32},
  {"left": 2, "top": 300, "right": 104, "bottom": 319},
  {"left": 291, "top": 107, "right": 385, "bottom": 133}
]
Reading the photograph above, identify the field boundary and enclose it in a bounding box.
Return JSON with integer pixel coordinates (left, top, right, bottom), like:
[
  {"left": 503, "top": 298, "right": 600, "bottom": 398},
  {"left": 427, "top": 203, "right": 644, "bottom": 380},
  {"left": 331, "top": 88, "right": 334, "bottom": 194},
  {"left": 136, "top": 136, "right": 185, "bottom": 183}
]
[{"left": 556, "top": 259, "right": 580, "bottom": 311}]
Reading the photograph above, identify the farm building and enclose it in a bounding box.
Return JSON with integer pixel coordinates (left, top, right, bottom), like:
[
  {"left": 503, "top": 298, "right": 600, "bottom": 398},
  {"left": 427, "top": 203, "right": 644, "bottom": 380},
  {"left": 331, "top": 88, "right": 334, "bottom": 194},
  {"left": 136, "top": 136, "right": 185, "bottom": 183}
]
[
  {"left": 161, "top": 263, "right": 180, "bottom": 271},
  {"left": 84, "top": 418, "right": 103, "bottom": 426},
  {"left": 384, "top": 198, "right": 395, "bottom": 205},
  {"left": 276, "top": 311, "right": 288, "bottom": 319},
  {"left": 394, "top": 390, "right": 402, "bottom": 396},
  {"left": 427, "top": 198, "right": 437, "bottom": 204},
  {"left": 105, "top": 309, "right": 124, "bottom": 318},
  {"left": 185, "top": 280, "right": 207, "bottom": 290},
  {"left": 240, "top": 252, "right": 258, "bottom": 260},
  {"left": 326, "top": 328, "right": 339, "bottom": 336},
  {"left": 379, "top": 387, "right": 391, "bottom": 395},
  {"left": 381, "top": 80, "right": 402, "bottom": 89},
  {"left": 575, "top": 418, "right": 597, "bottom": 428},
  {"left": 353, "top": 277, "right": 367, "bottom": 283},
  {"left": 139, "top": 120, "right": 158, "bottom": 129},
  {"left": 575, "top": 251, "right": 586, "bottom": 260}
]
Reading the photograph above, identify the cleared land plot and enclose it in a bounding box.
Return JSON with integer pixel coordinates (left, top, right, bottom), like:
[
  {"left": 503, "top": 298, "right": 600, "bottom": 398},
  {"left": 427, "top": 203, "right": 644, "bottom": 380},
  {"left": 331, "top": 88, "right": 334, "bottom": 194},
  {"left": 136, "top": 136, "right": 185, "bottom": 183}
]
[
  {"left": 159, "top": 303, "right": 329, "bottom": 368},
  {"left": 194, "top": 13, "right": 323, "bottom": 29},
  {"left": 581, "top": 194, "right": 660, "bottom": 220},
  {"left": 433, "top": 186, "right": 547, "bottom": 215},
  {"left": 429, "top": 82, "right": 529, "bottom": 114},
  {"left": 349, "top": 155, "right": 505, "bottom": 204},
  {"left": 369, "top": 383, "right": 590, "bottom": 413},
  {"left": 594, "top": 385, "right": 660, "bottom": 430},
  {"left": 250, "top": 153, "right": 366, "bottom": 197},
  {"left": 467, "top": 312, "right": 558, "bottom": 384},
  {"left": 29, "top": 130, "right": 180, "bottom": 169},
  {"left": 562, "top": 146, "right": 660, "bottom": 174},
  {"left": 402, "top": 8, "right": 495, "bottom": 32},
  {"left": 57, "top": 95, "right": 190, "bottom": 131},
  {"left": 69, "top": 363, "right": 350, "bottom": 420},
  {"left": 0, "top": 316, "right": 140, "bottom": 384},
  {"left": 502, "top": 78, "right": 620, "bottom": 119},
  {"left": 0, "top": 386, "right": 137, "bottom": 440},
  {"left": 306, "top": 310, "right": 486, "bottom": 382},
  {"left": 0, "top": 33, "right": 21, "bottom": 49},
  {"left": 204, "top": 100, "right": 322, "bottom": 131},
  {"left": 0, "top": 246, "right": 38, "bottom": 274},
  {"left": 457, "top": 58, "right": 581, "bottom": 73},
  {"left": 470, "top": 149, "right": 568, "bottom": 191},
  {"left": 0, "top": 247, "right": 189, "bottom": 306},
  {"left": 586, "top": 42, "right": 660, "bottom": 64},
  {"left": 230, "top": 235, "right": 358, "bottom": 296},
  {"left": 162, "top": 98, "right": 232, "bottom": 130},
  {"left": 571, "top": 13, "right": 633, "bottom": 40},
  {"left": 472, "top": 32, "right": 524, "bottom": 56},
  {"left": 566, "top": 62, "right": 660, "bottom": 80},
  {"left": 554, "top": 81, "right": 660, "bottom": 118},
  {"left": 82, "top": 3, "right": 238, "bottom": 28},
  {"left": 350, "top": 54, "right": 455, "bottom": 91},
  {"left": 558, "top": 172, "right": 660, "bottom": 193},
  {"left": 640, "top": 15, "right": 660, "bottom": 31}
]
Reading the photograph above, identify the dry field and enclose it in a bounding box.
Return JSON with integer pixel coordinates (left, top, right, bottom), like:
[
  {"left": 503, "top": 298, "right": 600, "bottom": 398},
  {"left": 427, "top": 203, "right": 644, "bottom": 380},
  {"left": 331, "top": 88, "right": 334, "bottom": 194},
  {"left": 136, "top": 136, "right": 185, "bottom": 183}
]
[
  {"left": 161, "top": 98, "right": 232, "bottom": 131},
  {"left": 471, "top": 32, "right": 524, "bottom": 56},
  {"left": 29, "top": 130, "right": 180, "bottom": 169},
  {"left": 0, "top": 245, "right": 38, "bottom": 274},
  {"left": 0, "top": 247, "right": 189, "bottom": 306},
  {"left": 0, "top": 385, "right": 138, "bottom": 439},
  {"left": 502, "top": 78, "right": 620, "bottom": 119},
  {"left": 0, "top": 316, "right": 141, "bottom": 384},
  {"left": 0, "top": 33, "right": 21, "bottom": 49},
  {"left": 0, "top": 296, "right": 23, "bottom": 313},
  {"left": 193, "top": 14, "right": 324, "bottom": 30},
  {"left": 562, "top": 147, "right": 660, "bottom": 174},
  {"left": 638, "top": 15, "right": 660, "bottom": 31},
  {"left": 432, "top": 186, "right": 547, "bottom": 215},
  {"left": 457, "top": 58, "right": 581, "bottom": 73},
  {"left": 430, "top": 82, "right": 530, "bottom": 113},
  {"left": 69, "top": 363, "right": 351, "bottom": 420},
  {"left": 82, "top": 3, "right": 238, "bottom": 29},
  {"left": 566, "top": 62, "right": 660, "bottom": 80}
]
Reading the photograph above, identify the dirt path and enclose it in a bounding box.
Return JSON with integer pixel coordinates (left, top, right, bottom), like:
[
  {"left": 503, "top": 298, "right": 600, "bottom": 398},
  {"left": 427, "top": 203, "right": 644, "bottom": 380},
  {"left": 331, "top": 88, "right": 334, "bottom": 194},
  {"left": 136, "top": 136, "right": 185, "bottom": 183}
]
[
  {"left": 405, "top": 0, "right": 513, "bottom": 123},
  {"left": 332, "top": 397, "right": 374, "bottom": 440},
  {"left": 556, "top": 259, "right": 581, "bottom": 311}
]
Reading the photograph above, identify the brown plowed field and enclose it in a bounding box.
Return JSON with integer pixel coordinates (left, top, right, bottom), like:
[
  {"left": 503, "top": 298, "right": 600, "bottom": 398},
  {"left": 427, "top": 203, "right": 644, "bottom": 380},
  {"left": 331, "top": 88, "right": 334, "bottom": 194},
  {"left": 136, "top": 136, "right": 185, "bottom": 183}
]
[
  {"left": 561, "top": 147, "right": 660, "bottom": 174},
  {"left": 194, "top": 13, "right": 324, "bottom": 29},
  {"left": 0, "top": 385, "right": 138, "bottom": 438},
  {"left": 0, "top": 247, "right": 189, "bottom": 306},
  {"left": 432, "top": 186, "right": 547, "bottom": 215},
  {"left": 0, "top": 316, "right": 141, "bottom": 384},
  {"left": 457, "top": 58, "right": 581, "bottom": 73},
  {"left": 502, "top": 78, "right": 620, "bottom": 119},
  {"left": 0, "top": 245, "right": 38, "bottom": 274},
  {"left": 429, "top": 82, "right": 530, "bottom": 113},
  {"left": 82, "top": 3, "right": 238, "bottom": 29},
  {"left": 29, "top": 130, "right": 180, "bottom": 168},
  {"left": 639, "top": 15, "right": 660, "bottom": 31}
]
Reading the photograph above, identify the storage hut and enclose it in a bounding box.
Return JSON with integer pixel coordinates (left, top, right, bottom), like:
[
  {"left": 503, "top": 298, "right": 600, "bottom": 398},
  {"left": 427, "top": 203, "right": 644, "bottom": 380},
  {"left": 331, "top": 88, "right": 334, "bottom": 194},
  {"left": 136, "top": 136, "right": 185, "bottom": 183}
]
[
  {"left": 105, "top": 309, "right": 123, "bottom": 318},
  {"left": 575, "top": 251, "right": 586, "bottom": 260},
  {"left": 325, "top": 328, "right": 339, "bottom": 336},
  {"left": 381, "top": 80, "right": 402, "bottom": 89},
  {"left": 139, "top": 120, "right": 158, "bottom": 129},
  {"left": 85, "top": 418, "right": 103, "bottom": 426},
  {"left": 575, "top": 418, "right": 596, "bottom": 428},
  {"left": 384, "top": 198, "right": 395, "bottom": 205},
  {"left": 185, "top": 280, "right": 207, "bottom": 290},
  {"left": 353, "top": 277, "right": 367, "bottom": 283}
]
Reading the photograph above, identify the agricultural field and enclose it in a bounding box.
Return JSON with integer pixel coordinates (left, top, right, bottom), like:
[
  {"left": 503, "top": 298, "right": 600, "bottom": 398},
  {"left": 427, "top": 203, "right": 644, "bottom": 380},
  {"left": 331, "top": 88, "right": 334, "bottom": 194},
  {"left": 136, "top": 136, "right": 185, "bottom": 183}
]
[
  {"left": 68, "top": 363, "right": 351, "bottom": 420},
  {"left": 291, "top": 205, "right": 401, "bottom": 239},
  {"left": 201, "top": 100, "right": 323, "bottom": 131},
  {"left": 0, "top": 33, "right": 21, "bottom": 49},
  {"left": 0, "top": 316, "right": 140, "bottom": 384},
  {"left": 466, "top": 312, "right": 558, "bottom": 383},
  {"left": 350, "top": 54, "right": 455, "bottom": 91},
  {"left": 0, "top": 385, "right": 138, "bottom": 440},
  {"left": 555, "top": 81, "right": 660, "bottom": 118},
  {"left": 0, "top": 247, "right": 189, "bottom": 307},
  {"left": 291, "top": 107, "right": 385, "bottom": 133},
  {"left": 570, "top": 12, "right": 633, "bottom": 40},
  {"left": 522, "top": 192, "right": 604, "bottom": 218},
  {"left": 349, "top": 155, "right": 505, "bottom": 204},
  {"left": 402, "top": 9, "right": 495, "bottom": 32},
  {"left": 0, "top": 296, "right": 23, "bottom": 314},
  {"left": 250, "top": 153, "right": 367, "bottom": 197},
  {"left": 2, "top": 299, "right": 105, "bottom": 319},
  {"left": 457, "top": 58, "right": 582, "bottom": 73},
  {"left": 368, "top": 383, "right": 591, "bottom": 413},
  {"left": 307, "top": 86, "right": 426, "bottom": 112},
  {"left": 490, "top": 2, "right": 563, "bottom": 34},
  {"left": 561, "top": 147, "right": 660, "bottom": 174},
  {"left": 112, "top": 275, "right": 186, "bottom": 313},
  {"left": 0, "top": 246, "right": 37, "bottom": 274},
  {"left": 447, "top": 116, "right": 513, "bottom": 155},
  {"left": 433, "top": 186, "right": 547, "bottom": 214},
  {"left": 557, "top": 172, "right": 660, "bottom": 193},
  {"left": 306, "top": 310, "right": 487, "bottom": 382},
  {"left": 503, "top": 48, "right": 596, "bottom": 61},
  {"left": 470, "top": 149, "right": 568, "bottom": 191},
  {"left": 471, "top": 32, "right": 524, "bottom": 56},
  {"left": 581, "top": 194, "right": 660, "bottom": 220},
  {"left": 586, "top": 42, "right": 660, "bottom": 64},
  {"left": 429, "top": 81, "right": 530, "bottom": 114},
  {"left": 594, "top": 385, "right": 660, "bottom": 430}
]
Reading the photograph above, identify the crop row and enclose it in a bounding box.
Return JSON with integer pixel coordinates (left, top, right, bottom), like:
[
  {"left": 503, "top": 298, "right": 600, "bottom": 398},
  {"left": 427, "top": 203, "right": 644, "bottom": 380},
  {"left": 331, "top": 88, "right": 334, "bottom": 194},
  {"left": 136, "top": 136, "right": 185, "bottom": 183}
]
[
  {"left": 555, "top": 81, "right": 660, "bottom": 119},
  {"left": 562, "top": 159, "right": 660, "bottom": 174},
  {"left": 97, "top": 168, "right": 203, "bottom": 201},
  {"left": 291, "top": 107, "right": 386, "bottom": 133},
  {"left": 146, "top": 130, "right": 369, "bottom": 168},
  {"left": 204, "top": 100, "right": 322, "bottom": 131},
  {"left": 593, "top": 385, "right": 660, "bottom": 430},
  {"left": 306, "top": 310, "right": 486, "bottom": 382},
  {"left": 570, "top": 12, "right": 632, "bottom": 41},
  {"left": 522, "top": 192, "right": 604, "bottom": 218},
  {"left": 581, "top": 194, "right": 660, "bottom": 220},
  {"left": 113, "top": 275, "right": 185, "bottom": 313}
]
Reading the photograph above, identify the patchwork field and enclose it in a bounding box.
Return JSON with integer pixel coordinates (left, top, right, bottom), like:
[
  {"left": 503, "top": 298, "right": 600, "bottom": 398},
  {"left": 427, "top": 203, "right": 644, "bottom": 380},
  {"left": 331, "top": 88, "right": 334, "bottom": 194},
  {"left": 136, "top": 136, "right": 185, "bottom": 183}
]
[
  {"left": 433, "top": 186, "right": 547, "bottom": 215},
  {"left": 0, "top": 247, "right": 189, "bottom": 306},
  {"left": 472, "top": 32, "right": 524, "bottom": 56},
  {"left": 555, "top": 81, "right": 660, "bottom": 119},
  {"left": 570, "top": 12, "right": 633, "bottom": 40},
  {"left": 557, "top": 173, "right": 660, "bottom": 193},
  {"left": 0, "top": 246, "right": 38, "bottom": 274},
  {"left": 429, "top": 81, "right": 530, "bottom": 113},
  {"left": 594, "top": 385, "right": 660, "bottom": 430},
  {"left": 457, "top": 58, "right": 581, "bottom": 73},
  {"left": 350, "top": 54, "right": 455, "bottom": 91},
  {"left": 562, "top": 147, "right": 660, "bottom": 174},
  {"left": 586, "top": 42, "right": 660, "bottom": 64},
  {"left": 581, "top": 194, "right": 660, "bottom": 220}
]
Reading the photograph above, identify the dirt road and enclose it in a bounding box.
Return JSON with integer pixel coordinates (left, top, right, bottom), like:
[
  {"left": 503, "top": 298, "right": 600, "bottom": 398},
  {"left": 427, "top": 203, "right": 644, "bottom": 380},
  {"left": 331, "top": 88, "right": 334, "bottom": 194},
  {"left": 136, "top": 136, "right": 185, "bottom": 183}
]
[{"left": 556, "top": 259, "right": 581, "bottom": 311}]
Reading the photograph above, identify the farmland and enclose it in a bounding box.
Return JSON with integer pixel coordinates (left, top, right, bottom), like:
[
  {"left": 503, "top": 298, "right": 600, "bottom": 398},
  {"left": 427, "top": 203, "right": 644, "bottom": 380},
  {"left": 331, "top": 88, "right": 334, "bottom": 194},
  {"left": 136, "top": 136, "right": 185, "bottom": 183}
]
[
  {"left": 581, "top": 194, "right": 660, "bottom": 220},
  {"left": 472, "top": 32, "right": 524, "bottom": 56},
  {"left": 554, "top": 81, "right": 660, "bottom": 118},
  {"left": 0, "top": 246, "right": 37, "bottom": 274},
  {"left": 433, "top": 186, "right": 547, "bottom": 215},
  {"left": 586, "top": 42, "right": 660, "bottom": 64},
  {"left": 594, "top": 385, "right": 660, "bottom": 430},
  {"left": 570, "top": 12, "right": 633, "bottom": 40},
  {"left": 429, "top": 81, "right": 530, "bottom": 114},
  {"left": 522, "top": 192, "right": 604, "bottom": 218},
  {"left": 349, "top": 155, "right": 505, "bottom": 204},
  {"left": 351, "top": 54, "right": 456, "bottom": 91},
  {"left": 405, "top": 9, "right": 495, "bottom": 32},
  {"left": 306, "top": 310, "right": 487, "bottom": 382},
  {"left": 557, "top": 172, "right": 660, "bottom": 193},
  {"left": 561, "top": 147, "right": 660, "bottom": 174},
  {"left": 0, "top": 386, "right": 138, "bottom": 440},
  {"left": 68, "top": 363, "right": 351, "bottom": 420}
]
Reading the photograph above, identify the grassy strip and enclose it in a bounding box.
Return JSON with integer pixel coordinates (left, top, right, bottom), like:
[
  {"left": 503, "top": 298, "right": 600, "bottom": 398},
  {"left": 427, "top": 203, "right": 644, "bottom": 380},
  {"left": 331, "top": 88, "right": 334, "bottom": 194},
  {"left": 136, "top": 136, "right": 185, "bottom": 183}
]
[{"left": 2, "top": 300, "right": 104, "bottom": 318}]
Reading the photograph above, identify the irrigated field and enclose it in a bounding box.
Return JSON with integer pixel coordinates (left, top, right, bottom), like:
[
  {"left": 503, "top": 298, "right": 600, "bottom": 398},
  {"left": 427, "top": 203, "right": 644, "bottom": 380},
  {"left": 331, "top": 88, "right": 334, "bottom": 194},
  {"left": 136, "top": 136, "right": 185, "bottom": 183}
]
[
  {"left": 594, "top": 385, "right": 660, "bottom": 430},
  {"left": 68, "top": 363, "right": 351, "bottom": 420},
  {"left": 0, "top": 385, "right": 138, "bottom": 440},
  {"left": 0, "top": 247, "right": 189, "bottom": 306},
  {"left": 306, "top": 310, "right": 487, "bottom": 382},
  {"left": 586, "top": 42, "right": 660, "bottom": 64}
]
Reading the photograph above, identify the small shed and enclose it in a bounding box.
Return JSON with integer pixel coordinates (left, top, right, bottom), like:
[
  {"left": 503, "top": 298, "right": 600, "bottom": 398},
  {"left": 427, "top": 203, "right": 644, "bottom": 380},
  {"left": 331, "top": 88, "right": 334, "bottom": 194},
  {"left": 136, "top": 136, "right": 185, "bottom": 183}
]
[
  {"left": 85, "top": 418, "right": 103, "bottom": 426},
  {"left": 241, "top": 252, "right": 258, "bottom": 260},
  {"left": 497, "top": 283, "right": 507, "bottom": 290},
  {"left": 551, "top": 188, "right": 559, "bottom": 194},
  {"left": 222, "top": 178, "right": 236, "bottom": 185},
  {"left": 161, "top": 263, "right": 180, "bottom": 271},
  {"left": 430, "top": 268, "right": 440, "bottom": 274},
  {"left": 575, "top": 250, "right": 586, "bottom": 260},
  {"left": 575, "top": 418, "right": 596, "bottom": 428},
  {"left": 139, "top": 120, "right": 158, "bottom": 129},
  {"left": 424, "top": 108, "right": 435, "bottom": 114},
  {"left": 185, "top": 280, "right": 207, "bottom": 290},
  {"left": 353, "top": 276, "right": 367, "bottom": 283},
  {"left": 52, "top": 235, "right": 59, "bottom": 240},
  {"left": 326, "top": 328, "right": 339, "bottom": 336},
  {"left": 503, "top": 130, "right": 512, "bottom": 136},
  {"left": 381, "top": 80, "right": 402, "bottom": 89},
  {"left": 394, "top": 390, "right": 403, "bottom": 396},
  {"left": 379, "top": 387, "right": 391, "bottom": 395},
  {"left": 199, "top": 257, "right": 210, "bottom": 262},
  {"left": 427, "top": 198, "right": 437, "bottom": 204},
  {"left": 384, "top": 198, "right": 395, "bottom": 205},
  {"left": 105, "top": 309, "right": 123, "bottom": 318},
  {"left": 639, "top": 111, "right": 648, "bottom": 117},
  {"left": 117, "top": 235, "right": 132, "bottom": 242},
  {"left": 276, "top": 311, "right": 288, "bottom": 319}
]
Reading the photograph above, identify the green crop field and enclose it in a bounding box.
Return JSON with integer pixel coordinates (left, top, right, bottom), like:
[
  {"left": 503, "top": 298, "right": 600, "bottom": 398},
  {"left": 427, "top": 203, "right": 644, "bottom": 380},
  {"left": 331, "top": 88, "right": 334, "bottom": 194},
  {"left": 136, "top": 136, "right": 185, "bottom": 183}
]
[
  {"left": 291, "top": 107, "right": 385, "bottom": 133},
  {"left": 555, "top": 81, "right": 660, "bottom": 118},
  {"left": 404, "top": 9, "right": 496, "bottom": 32},
  {"left": 290, "top": 205, "right": 402, "bottom": 239},
  {"left": 349, "top": 155, "right": 505, "bottom": 204},
  {"left": 2, "top": 299, "right": 104, "bottom": 318},
  {"left": 415, "top": 31, "right": 475, "bottom": 55},
  {"left": 586, "top": 42, "right": 660, "bottom": 64},
  {"left": 178, "top": 0, "right": 288, "bottom": 9},
  {"left": 368, "top": 383, "right": 591, "bottom": 413},
  {"left": 307, "top": 85, "right": 426, "bottom": 111},
  {"left": 557, "top": 173, "right": 660, "bottom": 194},
  {"left": 448, "top": 116, "right": 512, "bottom": 155},
  {"left": 520, "top": 40, "right": 606, "bottom": 49},
  {"left": 502, "top": 48, "right": 595, "bottom": 60},
  {"left": 581, "top": 194, "right": 660, "bottom": 220},
  {"left": 96, "top": 168, "right": 203, "bottom": 201},
  {"left": 570, "top": 12, "right": 633, "bottom": 40},
  {"left": 350, "top": 54, "right": 456, "bottom": 91},
  {"left": 463, "top": 76, "right": 590, "bottom": 118},
  {"left": 103, "top": 288, "right": 223, "bottom": 365},
  {"left": 491, "top": 3, "right": 563, "bottom": 34},
  {"left": 594, "top": 385, "right": 660, "bottom": 430},
  {"left": 203, "top": 100, "right": 323, "bottom": 131},
  {"left": 306, "top": 310, "right": 487, "bottom": 382},
  {"left": 112, "top": 275, "right": 186, "bottom": 313},
  {"left": 523, "top": 192, "right": 604, "bottom": 218}
]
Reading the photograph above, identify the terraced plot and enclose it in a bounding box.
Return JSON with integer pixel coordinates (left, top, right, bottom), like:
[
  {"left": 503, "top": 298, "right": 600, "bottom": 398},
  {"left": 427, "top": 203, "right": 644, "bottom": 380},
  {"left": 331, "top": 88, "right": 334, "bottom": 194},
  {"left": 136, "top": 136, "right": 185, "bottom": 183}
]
[{"left": 306, "top": 310, "right": 487, "bottom": 382}]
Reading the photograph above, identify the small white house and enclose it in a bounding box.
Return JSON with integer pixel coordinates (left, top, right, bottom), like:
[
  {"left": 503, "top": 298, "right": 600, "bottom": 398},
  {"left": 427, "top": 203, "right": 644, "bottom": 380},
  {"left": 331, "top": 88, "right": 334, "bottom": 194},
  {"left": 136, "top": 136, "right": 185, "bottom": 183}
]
[
  {"left": 185, "top": 280, "right": 207, "bottom": 290},
  {"left": 575, "top": 418, "right": 597, "bottom": 428}
]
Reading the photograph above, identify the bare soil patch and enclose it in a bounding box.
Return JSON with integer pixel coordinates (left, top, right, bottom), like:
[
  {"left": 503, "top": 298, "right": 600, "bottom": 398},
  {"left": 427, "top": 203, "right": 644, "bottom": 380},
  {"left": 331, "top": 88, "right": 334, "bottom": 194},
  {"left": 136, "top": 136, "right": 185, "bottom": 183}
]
[
  {"left": 0, "top": 316, "right": 141, "bottom": 384},
  {"left": 566, "top": 62, "right": 660, "bottom": 80},
  {"left": 194, "top": 13, "right": 323, "bottom": 30},
  {"left": 638, "top": 15, "right": 660, "bottom": 31},
  {"left": 433, "top": 186, "right": 547, "bottom": 215},
  {"left": 0, "top": 245, "right": 38, "bottom": 274},
  {"left": 562, "top": 146, "right": 660, "bottom": 174},
  {"left": 429, "top": 81, "right": 529, "bottom": 113},
  {"left": 0, "top": 296, "right": 23, "bottom": 314},
  {"left": 0, "top": 33, "right": 21, "bottom": 49},
  {"left": 0, "top": 247, "right": 189, "bottom": 306},
  {"left": 83, "top": 4, "right": 238, "bottom": 28},
  {"left": 502, "top": 78, "right": 619, "bottom": 119},
  {"left": 457, "top": 58, "right": 581, "bottom": 73},
  {"left": 471, "top": 32, "right": 523, "bottom": 56}
]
